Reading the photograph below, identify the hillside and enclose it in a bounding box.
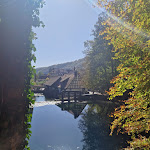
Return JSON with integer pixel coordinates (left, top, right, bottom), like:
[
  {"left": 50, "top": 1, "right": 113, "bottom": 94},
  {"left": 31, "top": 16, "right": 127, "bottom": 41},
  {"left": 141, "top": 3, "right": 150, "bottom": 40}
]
[{"left": 36, "top": 58, "right": 85, "bottom": 74}]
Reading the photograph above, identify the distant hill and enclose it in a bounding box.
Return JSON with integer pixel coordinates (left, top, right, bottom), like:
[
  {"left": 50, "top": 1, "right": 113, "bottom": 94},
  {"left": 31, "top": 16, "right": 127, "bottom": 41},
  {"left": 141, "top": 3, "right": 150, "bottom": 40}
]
[{"left": 36, "top": 58, "right": 85, "bottom": 74}]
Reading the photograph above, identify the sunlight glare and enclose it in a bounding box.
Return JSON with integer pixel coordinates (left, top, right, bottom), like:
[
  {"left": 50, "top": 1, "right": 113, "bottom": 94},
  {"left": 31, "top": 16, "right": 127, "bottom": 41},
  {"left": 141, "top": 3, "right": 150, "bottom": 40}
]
[{"left": 84, "top": 0, "right": 150, "bottom": 41}]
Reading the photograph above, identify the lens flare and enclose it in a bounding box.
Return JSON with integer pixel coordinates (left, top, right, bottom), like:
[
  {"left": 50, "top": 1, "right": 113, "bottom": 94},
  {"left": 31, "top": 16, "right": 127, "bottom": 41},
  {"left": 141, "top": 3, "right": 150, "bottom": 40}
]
[{"left": 84, "top": 0, "right": 150, "bottom": 40}]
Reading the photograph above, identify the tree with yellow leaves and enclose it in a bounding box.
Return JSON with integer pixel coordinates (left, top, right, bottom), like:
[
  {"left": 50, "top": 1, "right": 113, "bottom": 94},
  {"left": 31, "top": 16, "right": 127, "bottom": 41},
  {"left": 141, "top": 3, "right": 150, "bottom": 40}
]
[{"left": 97, "top": 0, "right": 150, "bottom": 149}]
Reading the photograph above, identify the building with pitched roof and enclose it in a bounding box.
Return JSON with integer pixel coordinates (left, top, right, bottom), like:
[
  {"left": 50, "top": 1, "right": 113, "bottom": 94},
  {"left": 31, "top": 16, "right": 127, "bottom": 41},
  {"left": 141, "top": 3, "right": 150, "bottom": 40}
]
[
  {"left": 44, "top": 76, "right": 61, "bottom": 98},
  {"left": 61, "top": 71, "right": 85, "bottom": 101},
  {"left": 43, "top": 70, "right": 85, "bottom": 99}
]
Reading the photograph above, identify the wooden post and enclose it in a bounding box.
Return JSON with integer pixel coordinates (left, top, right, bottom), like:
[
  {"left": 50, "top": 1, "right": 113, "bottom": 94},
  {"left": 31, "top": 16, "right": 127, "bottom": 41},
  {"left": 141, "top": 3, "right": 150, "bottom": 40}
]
[
  {"left": 68, "top": 92, "right": 70, "bottom": 102},
  {"left": 61, "top": 92, "right": 64, "bottom": 102},
  {"left": 79, "top": 91, "right": 82, "bottom": 100},
  {"left": 68, "top": 100, "right": 70, "bottom": 110},
  {"left": 61, "top": 101, "right": 64, "bottom": 110},
  {"left": 74, "top": 92, "right": 77, "bottom": 102}
]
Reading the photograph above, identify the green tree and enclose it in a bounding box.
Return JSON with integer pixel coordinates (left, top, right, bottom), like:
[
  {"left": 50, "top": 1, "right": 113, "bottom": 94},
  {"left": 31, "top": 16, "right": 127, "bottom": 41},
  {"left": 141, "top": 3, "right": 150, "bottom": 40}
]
[
  {"left": 83, "top": 13, "right": 118, "bottom": 93},
  {"left": 97, "top": 0, "right": 150, "bottom": 148}
]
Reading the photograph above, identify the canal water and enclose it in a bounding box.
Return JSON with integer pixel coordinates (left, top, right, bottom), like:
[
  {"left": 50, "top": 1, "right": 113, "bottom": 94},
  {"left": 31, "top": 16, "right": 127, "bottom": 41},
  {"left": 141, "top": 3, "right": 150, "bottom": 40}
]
[{"left": 29, "top": 95, "right": 127, "bottom": 150}]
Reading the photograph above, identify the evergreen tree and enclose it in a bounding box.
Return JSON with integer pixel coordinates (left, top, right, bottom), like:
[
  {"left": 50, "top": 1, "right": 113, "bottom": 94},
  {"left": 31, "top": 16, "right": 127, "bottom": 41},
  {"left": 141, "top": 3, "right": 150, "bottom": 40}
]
[{"left": 83, "top": 13, "right": 118, "bottom": 93}]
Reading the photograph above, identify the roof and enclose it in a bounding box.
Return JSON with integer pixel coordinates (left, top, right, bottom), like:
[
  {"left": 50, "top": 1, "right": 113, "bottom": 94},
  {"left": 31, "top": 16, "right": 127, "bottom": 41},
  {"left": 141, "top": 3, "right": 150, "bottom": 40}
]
[
  {"left": 44, "top": 76, "right": 61, "bottom": 86},
  {"left": 65, "top": 72, "right": 84, "bottom": 91},
  {"left": 44, "top": 71, "right": 84, "bottom": 91},
  {"left": 64, "top": 74, "right": 74, "bottom": 88},
  {"left": 60, "top": 74, "right": 74, "bottom": 82}
]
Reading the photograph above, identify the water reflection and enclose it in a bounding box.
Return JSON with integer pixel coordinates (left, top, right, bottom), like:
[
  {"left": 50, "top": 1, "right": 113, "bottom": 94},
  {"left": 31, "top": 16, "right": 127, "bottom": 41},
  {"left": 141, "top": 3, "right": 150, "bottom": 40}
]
[
  {"left": 79, "top": 103, "right": 127, "bottom": 150},
  {"left": 0, "top": 95, "right": 128, "bottom": 150},
  {"left": 29, "top": 96, "right": 128, "bottom": 150},
  {"left": 57, "top": 102, "right": 87, "bottom": 119},
  {"left": 29, "top": 97, "right": 83, "bottom": 150}
]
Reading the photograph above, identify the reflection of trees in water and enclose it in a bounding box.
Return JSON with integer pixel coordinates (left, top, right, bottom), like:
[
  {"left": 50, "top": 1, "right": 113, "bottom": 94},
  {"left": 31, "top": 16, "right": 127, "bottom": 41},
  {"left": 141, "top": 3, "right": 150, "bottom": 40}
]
[{"left": 79, "top": 103, "right": 127, "bottom": 150}]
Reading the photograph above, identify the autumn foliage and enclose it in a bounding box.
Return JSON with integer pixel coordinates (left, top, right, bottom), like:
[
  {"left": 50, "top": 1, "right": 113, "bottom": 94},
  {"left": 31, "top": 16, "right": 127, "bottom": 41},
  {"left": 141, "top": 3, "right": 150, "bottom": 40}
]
[{"left": 97, "top": 0, "right": 150, "bottom": 149}]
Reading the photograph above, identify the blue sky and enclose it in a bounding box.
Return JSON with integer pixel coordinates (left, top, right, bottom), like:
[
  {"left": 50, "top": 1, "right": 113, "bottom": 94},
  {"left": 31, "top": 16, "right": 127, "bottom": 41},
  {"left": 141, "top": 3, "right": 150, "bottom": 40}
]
[{"left": 33, "top": 0, "right": 100, "bottom": 68}]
